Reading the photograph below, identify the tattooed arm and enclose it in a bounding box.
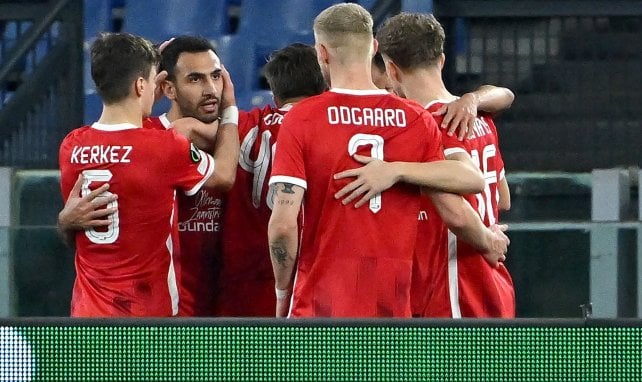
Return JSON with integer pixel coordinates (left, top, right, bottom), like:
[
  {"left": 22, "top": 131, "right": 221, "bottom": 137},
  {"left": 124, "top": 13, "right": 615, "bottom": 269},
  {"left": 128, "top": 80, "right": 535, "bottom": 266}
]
[{"left": 268, "top": 182, "right": 305, "bottom": 317}]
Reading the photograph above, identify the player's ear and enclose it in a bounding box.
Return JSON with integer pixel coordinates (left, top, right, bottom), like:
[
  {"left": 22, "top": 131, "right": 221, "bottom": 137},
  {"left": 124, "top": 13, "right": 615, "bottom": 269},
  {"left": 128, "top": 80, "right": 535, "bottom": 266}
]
[
  {"left": 134, "top": 77, "right": 146, "bottom": 97},
  {"left": 372, "top": 39, "right": 379, "bottom": 56},
  {"left": 438, "top": 53, "right": 446, "bottom": 71},
  {"left": 163, "top": 80, "right": 177, "bottom": 100},
  {"left": 385, "top": 60, "right": 401, "bottom": 83},
  {"left": 315, "top": 43, "right": 330, "bottom": 65}
]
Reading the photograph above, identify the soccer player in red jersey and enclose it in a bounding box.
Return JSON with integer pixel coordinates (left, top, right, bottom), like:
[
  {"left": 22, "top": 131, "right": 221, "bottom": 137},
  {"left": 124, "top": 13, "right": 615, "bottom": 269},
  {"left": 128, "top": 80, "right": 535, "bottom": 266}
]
[
  {"left": 58, "top": 33, "right": 221, "bottom": 317},
  {"left": 267, "top": 3, "right": 497, "bottom": 318},
  {"left": 146, "top": 36, "right": 239, "bottom": 316},
  {"left": 215, "top": 43, "right": 327, "bottom": 316},
  {"left": 342, "top": 12, "right": 515, "bottom": 318},
  {"left": 59, "top": 36, "right": 239, "bottom": 317}
]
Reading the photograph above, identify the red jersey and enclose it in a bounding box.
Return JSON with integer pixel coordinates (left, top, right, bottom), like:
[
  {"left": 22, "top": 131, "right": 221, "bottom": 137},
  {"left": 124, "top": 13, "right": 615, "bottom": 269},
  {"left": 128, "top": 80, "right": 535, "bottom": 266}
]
[
  {"left": 420, "top": 100, "right": 515, "bottom": 318},
  {"left": 145, "top": 115, "right": 225, "bottom": 316},
  {"left": 270, "top": 88, "right": 443, "bottom": 318},
  {"left": 59, "top": 122, "right": 215, "bottom": 317},
  {"left": 217, "top": 104, "right": 291, "bottom": 316}
]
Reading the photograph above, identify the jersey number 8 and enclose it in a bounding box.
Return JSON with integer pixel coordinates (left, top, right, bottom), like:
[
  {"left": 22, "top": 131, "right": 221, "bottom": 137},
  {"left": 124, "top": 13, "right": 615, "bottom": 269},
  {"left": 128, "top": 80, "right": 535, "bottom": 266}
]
[{"left": 81, "top": 169, "right": 119, "bottom": 244}]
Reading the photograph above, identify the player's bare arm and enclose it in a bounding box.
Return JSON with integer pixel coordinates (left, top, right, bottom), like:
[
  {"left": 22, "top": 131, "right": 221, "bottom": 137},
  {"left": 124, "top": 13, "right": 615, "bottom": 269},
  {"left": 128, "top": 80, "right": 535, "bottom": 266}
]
[
  {"left": 202, "top": 65, "right": 240, "bottom": 192},
  {"left": 268, "top": 182, "right": 304, "bottom": 317},
  {"left": 333, "top": 154, "right": 484, "bottom": 208},
  {"left": 444, "top": 150, "right": 486, "bottom": 183},
  {"left": 432, "top": 85, "right": 515, "bottom": 140},
  {"left": 498, "top": 177, "right": 511, "bottom": 211},
  {"left": 57, "top": 174, "right": 117, "bottom": 248},
  {"left": 429, "top": 191, "right": 509, "bottom": 267}
]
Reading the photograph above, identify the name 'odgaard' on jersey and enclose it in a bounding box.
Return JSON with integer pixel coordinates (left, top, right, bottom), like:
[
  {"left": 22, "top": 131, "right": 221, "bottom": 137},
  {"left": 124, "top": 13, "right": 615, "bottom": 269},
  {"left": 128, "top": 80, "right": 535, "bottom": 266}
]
[{"left": 327, "top": 106, "right": 407, "bottom": 128}]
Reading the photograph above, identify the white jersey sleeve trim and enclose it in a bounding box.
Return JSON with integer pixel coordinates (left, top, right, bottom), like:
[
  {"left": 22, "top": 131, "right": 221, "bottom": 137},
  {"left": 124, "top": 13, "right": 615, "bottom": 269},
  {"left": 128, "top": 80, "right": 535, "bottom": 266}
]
[
  {"left": 447, "top": 230, "right": 462, "bottom": 319},
  {"left": 184, "top": 152, "right": 215, "bottom": 196},
  {"left": 269, "top": 175, "right": 307, "bottom": 190},
  {"left": 500, "top": 168, "right": 506, "bottom": 180},
  {"left": 159, "top": 113, "right": 172, "bottom": 129},
  {"left": 443, "top": 147, "right": 468, "bottom": 157}
]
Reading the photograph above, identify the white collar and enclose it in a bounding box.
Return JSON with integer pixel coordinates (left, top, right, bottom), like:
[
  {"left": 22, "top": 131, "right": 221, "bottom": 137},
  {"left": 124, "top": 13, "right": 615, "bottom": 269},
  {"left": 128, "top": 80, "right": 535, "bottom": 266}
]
[
  {"left": 425, "top": 98, "right": 459, "bottom": 109},
  {"left": 91, "top": 122, "right": 140, "bottom": 131},
  {"left": 279, "top": 103, "right": 294, "bottom": 112},
  {"left": 330, "top": 88, "right": 389, "bottom": 96}
]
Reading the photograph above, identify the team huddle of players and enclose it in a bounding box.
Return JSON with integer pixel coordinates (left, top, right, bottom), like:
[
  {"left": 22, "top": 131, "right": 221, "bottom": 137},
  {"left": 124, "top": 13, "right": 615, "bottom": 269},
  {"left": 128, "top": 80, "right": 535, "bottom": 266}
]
[{"left": 57, "top": 3, "right": 514, "bottom": 318}]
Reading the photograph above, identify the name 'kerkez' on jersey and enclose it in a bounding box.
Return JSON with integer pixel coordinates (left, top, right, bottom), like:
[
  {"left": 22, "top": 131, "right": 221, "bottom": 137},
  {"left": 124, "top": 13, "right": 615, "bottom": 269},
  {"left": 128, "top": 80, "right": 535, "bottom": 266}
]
[
  {"left": 70, "top": 145, "right": 133, "bottom": 164},
  {"left": 327, "top": 106, "right": 407, "bottom": 128}
]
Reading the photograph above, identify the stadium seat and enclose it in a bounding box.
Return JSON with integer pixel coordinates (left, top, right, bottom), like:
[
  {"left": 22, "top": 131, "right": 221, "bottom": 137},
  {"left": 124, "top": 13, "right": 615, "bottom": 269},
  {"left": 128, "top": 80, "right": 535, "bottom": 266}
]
[
  {"left": 214, "top": 34, "right": 255, "bottom": 93},
  {"left": 249, "top": 89, "right": 274, "bottom": 108},
  {"left": 357, "top": 0, "right": 378, "bottom": 11},
  {"left": 84, "top": 92, "right": 102, "bottom": 124},
  {"left": 237, "top": 0, "right": 334, "bottom": 44},
  {"left": 151, "top": 97, "right": 171, "bottom": 119},
  {"left": 122, "top": 0, "right": 231, "bottom": 43},
  {"left": 401, "top": 0, "right": 433, "bottom": 13},
  {"left": 83, "top": 52, "right": 94, "bottom": 95},
  {"left": 83, "top": 0, "right": 112, "bottom": 41}
]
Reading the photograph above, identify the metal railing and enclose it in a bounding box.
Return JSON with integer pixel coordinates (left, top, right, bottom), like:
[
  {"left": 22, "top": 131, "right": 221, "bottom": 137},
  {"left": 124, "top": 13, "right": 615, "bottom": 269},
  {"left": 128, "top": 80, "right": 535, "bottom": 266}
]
[{"left": 0, "top": 0, "right": 83, "bottom": 169}]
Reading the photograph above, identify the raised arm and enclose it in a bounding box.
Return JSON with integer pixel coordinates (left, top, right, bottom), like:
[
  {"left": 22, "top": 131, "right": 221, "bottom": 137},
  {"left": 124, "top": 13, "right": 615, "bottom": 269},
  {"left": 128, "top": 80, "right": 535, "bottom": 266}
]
[
  {"left": 432, "top": 85, "right": 515, "bottom": 140},
  {"left": 334, "top": 154, "right": 484, "bottom": 208},
  {"left": 268, "top": 182, "right": 304, "bottom": 317},
  {"left": 498, "top": 177, "right": 511, "bottom": 211}
]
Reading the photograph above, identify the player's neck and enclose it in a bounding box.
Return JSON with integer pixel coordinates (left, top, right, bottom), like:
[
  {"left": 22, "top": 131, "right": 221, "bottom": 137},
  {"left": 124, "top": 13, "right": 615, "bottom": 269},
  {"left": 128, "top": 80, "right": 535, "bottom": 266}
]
[
  {"left": 276, "top": 96, "right": 306, "bottom": 108},
  {"left": 403, "top": 69, "right": 454, "bottom": 107},
  {"left": 97, "top": 101, "right": 143, "bottom": 127},
  {"left": 328, "top": 63, "right": 379, "bottom": 91},
  {"left": 165, "top": 106, "right": 182, "bottom": 123}
]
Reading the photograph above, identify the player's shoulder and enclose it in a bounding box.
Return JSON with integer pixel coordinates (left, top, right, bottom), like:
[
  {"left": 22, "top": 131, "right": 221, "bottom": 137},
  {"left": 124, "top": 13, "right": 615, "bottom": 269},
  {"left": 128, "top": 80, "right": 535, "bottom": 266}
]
[
  {"left": 61, "top": 124, "right": 92, "bottom": 142},
  {"left": 478, "top": 111, "right": 498, "bottom": 128},
  {"left": 143, "top": 116, "right": 168, "bottom": 131},
  {"left": 425, "top": 99, "right": 448, "bottom": 114},
  {"left": 242, "top": 104, "right": 280, "bottom": 122},
  {"left": 398, "top": 95, "right": 431, "bottom": 116}
]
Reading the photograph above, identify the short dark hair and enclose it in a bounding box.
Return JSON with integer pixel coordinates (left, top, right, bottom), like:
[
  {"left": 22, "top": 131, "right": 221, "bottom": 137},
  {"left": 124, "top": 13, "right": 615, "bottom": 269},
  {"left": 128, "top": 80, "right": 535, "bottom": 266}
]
[
  {"left": 262, "top": 43, "right": 327, "bottom": 101},
  {"left": 372, "top": 51, "right": 386, "bottom": 73},
  {"left": 91, "top": 32, "right": 160, "bottom": 104},
  {"left": 376, "top": 12, "right": 445, "bottom": 70},
  {"left": 159, "top": 36, "right": 217, "bottom": 81}
]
